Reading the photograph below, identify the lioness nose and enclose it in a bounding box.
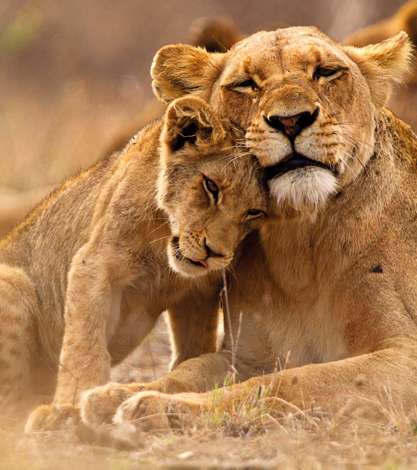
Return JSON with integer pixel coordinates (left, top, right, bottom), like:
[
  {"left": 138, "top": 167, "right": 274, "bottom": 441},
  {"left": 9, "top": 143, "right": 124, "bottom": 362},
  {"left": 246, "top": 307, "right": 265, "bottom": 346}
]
[{"left": 264, "top": 108, "right": 319, "bottom": 139}]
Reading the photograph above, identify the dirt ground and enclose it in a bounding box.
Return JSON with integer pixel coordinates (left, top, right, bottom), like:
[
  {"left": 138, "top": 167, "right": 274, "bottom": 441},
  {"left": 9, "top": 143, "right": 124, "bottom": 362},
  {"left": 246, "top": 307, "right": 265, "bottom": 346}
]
[
  {"left": 4, "top": 397, "right": 417, "bottom": 469},
  {"left": 1, "top": 0, "right": 417, "bottom": 468}
]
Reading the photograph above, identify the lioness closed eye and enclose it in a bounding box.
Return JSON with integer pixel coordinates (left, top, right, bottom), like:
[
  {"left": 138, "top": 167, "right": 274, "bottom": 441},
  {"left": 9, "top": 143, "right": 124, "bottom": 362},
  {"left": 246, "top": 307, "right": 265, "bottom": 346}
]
[{"left": 0, "top": 96, "right": 267, "bottom": 431}]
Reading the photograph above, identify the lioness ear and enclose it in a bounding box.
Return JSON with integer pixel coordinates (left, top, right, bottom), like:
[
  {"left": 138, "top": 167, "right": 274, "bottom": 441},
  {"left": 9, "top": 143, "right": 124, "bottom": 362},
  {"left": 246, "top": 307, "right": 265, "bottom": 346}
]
[
  {"left": 151, "top": 44, "right": 225, "bottom": 103},
  {"left": 344, "top": 32, "right": 413, "bottom": 107},
  {"left": 161, "top": 96, "right": 226, "bottom": 154}
]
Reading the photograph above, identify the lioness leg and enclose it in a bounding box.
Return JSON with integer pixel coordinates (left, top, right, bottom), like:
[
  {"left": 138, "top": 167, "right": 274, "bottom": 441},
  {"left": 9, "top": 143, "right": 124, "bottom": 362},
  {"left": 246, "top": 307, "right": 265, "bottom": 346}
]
[
  {"left": 81, "top": 287, "right": 226, "bottom": 427},
  {"left": 115, "top": 280, "right": 417, "bottom": 427},
  {"left": 115, "top": 346, "right": 417, "bottom": 428},
  {"left": 0, "top": 264, "right": 37, "bottom": 416}
]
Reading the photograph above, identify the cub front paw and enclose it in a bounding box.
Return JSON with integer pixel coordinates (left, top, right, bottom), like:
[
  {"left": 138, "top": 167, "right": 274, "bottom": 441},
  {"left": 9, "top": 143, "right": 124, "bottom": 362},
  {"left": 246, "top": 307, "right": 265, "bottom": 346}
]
[
  {"left": 114, "top": 391, "right": 204, "bottom": 433},
  {"left": 25, "top": 404, "right": 80, "bottom": 433},
  {"left": 80, "top": 382, "right": 146, "bottom": 427}
]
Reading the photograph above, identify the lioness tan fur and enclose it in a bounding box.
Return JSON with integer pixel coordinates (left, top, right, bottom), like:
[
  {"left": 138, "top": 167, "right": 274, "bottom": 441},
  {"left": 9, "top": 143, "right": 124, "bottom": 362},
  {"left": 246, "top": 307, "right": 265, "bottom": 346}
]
[
  {"left": 80, "top": 26, "right": 417, "bottom": 431},
  {"left": 0, "top": 96, "right": 267, "bottom": 431},
  {"left": 345, "top": 0, "right": 417, "bottom": 129}
]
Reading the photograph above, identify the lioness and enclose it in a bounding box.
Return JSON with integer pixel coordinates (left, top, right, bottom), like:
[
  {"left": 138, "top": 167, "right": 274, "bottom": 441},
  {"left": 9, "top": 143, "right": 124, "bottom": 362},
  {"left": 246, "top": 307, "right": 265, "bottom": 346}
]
[
  {"left": 81, "top": 26, "right": 417, "bottom": 430},
  {"left": 0, "top": 96, "right": 267, "bottom": 430}
]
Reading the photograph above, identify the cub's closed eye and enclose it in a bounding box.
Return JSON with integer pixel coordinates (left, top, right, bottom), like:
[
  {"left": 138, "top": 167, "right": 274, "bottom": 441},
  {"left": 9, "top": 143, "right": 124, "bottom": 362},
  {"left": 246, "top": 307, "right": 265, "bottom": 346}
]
[
  {"left": 244, "top": 209, "right": 266, "bottom": 221},
  {"left": 203, "top": 176, "right": 220, "bottom": 203},
  {"left": 230, "top": 78, "right": 259, "bottom": 93},
  {"left": 237, "top": 79, "right": 258, "bottom": 89},
  {"left": 313, "top": 66, "right": 346, "bottom": 81}
]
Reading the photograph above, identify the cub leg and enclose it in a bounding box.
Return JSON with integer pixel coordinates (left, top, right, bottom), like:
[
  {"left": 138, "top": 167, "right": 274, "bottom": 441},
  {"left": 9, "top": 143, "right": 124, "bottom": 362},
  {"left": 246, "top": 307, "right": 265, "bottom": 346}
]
[
  {"left": 0, "top": 264, "right": 38, "bottom": 419},
  {"left": 25, "top": 241, "right": 122, "bottom": 432},
  {"left": 81, "top": 285, "right": 225, "bottom": 427}
]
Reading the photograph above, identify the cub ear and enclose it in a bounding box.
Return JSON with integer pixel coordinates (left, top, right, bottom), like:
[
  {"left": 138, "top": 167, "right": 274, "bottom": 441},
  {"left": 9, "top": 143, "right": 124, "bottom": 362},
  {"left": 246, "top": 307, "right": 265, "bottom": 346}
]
[
  {"left": 344, "top": 31, "right": 413, "bottom": 107},
  {"left": 151, "top": 44, "right": 225, "bottom": 103},
  {"left": 161, "top": 96, "right": 226, "bottom": 154}
]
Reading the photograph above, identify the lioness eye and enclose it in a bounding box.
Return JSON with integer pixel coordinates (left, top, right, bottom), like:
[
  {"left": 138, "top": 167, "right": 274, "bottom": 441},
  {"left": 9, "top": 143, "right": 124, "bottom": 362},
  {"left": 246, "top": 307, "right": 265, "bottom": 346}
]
[
  {"left": 203, "top": 176, "right": 219, "bottom": 204},
  {"left": 313, "top": 66, "right": 345, "bottom": 81},
  {"left": 244, "top": 209, "right": 266, "bottom": 221}
]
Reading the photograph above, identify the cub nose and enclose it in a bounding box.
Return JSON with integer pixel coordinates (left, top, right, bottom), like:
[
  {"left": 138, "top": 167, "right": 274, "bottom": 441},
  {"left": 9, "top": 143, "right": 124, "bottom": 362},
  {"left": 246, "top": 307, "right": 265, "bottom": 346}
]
[
  {"left": 264, "top": 108, "right": 319, "bottom": 139},
  {"left": 204, "top": 238, "right": 225, "bottom": 259}
]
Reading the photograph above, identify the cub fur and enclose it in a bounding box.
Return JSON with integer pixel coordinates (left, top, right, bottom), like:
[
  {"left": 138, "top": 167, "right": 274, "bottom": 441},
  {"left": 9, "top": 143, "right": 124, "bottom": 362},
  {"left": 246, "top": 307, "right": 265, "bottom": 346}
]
[{"left": 0, "top": 96, "right": 267, "bottom": 431}]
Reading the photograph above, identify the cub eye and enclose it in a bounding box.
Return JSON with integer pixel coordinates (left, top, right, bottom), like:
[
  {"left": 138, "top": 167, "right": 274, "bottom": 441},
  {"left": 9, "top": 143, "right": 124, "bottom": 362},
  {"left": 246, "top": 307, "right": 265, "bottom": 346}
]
[
  {"left": 313, "top": 66, "right": 346, "bottom": 81},
  {"left": 231, "top": 78, "right": 259, "bottom": 93},
  {"left": 203, "top": 176, "right": 219, "bottom": 204},
  {"left": 243, "top": 209, "right": 266, "bottom": 222}
]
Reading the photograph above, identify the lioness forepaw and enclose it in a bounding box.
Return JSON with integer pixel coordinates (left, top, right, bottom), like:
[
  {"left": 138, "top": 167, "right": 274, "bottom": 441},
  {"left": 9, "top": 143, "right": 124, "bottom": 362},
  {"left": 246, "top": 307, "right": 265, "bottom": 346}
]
[
  {"left": 114, "top": 391, "right": 205, "bottom": 433},
  {"left": 113, "top": 391, "right": 173, "bottom": 433},
  {"left": 80, "top": 382, "right": 145, "bottom": 428}
]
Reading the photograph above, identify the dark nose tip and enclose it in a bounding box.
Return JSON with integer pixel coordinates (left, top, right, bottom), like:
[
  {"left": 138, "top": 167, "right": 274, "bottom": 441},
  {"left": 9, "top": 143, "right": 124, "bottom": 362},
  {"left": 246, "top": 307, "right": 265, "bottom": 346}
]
[{"left": 264, "top": 108, "right": 319, "bottom": 139}]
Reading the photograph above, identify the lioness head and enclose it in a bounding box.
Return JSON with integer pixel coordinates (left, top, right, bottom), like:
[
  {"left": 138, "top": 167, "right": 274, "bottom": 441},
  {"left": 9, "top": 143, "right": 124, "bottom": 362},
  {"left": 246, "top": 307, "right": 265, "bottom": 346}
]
[
  {"left": 152, "top": 27, "right": 411, "bottom": 215},
  {"left": 157, "top": 96, "right": 268, "bottom": 278}
]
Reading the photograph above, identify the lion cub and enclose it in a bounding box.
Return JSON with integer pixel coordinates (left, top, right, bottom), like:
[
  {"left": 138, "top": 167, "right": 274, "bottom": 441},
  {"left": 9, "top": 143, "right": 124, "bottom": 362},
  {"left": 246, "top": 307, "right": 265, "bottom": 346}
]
[{"left": 0, "top": 96, "right": 267, "bottom": 430}]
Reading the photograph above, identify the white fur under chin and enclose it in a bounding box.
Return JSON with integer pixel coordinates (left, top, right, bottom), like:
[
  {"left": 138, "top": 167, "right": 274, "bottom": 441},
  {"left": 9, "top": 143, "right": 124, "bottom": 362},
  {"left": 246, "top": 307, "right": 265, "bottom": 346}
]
[{"left": 269, "top": 168, "right": 338, "bottom": 213}]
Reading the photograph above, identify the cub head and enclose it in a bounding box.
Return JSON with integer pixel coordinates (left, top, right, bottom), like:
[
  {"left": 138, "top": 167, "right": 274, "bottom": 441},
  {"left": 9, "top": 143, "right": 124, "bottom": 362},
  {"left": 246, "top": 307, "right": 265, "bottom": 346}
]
[
  {"left": 152, "top": 27, "right": 412, "bottom": 215},
  {"left": 157, "top": 96, "right": 268, "bottom": 278}
]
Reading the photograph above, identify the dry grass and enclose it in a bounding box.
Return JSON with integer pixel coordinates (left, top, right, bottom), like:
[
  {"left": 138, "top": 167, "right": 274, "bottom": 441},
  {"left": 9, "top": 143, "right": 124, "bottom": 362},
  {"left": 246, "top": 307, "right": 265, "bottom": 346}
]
[{"left": 3, "top": 393, "right": 417, "bottom": 469}]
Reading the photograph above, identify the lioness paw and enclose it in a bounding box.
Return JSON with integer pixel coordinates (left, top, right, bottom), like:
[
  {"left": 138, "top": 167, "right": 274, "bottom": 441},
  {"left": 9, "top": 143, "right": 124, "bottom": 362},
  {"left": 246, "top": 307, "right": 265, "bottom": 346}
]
[
  {"left": 25, "top": 404, "right": 80, "bottom": 433},
  {"left": 113, "top": 391, "right": 172, "bottom": 433},
  {"left": 114, "top": 391, "right": 205, "bottom": 433},
  {"left": 80, "top": 382, "right": 144, "bottom": 427}
]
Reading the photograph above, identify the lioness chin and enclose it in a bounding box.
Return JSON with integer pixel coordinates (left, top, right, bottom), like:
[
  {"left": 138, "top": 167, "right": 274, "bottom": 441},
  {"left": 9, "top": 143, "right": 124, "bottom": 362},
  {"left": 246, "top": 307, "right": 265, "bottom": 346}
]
[
  {"left": 99, "top": 27, "right": 417, "bottom": 432},
  {"left": 0, "top": 96, "right": 267, "bottom": 432}
]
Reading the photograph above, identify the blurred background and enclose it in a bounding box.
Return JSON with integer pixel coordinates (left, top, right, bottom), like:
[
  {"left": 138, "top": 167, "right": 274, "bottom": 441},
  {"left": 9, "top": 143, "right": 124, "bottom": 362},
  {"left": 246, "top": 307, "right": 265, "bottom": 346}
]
[
  {"left": 0, "top": 0, "right": 415, "bottom": 381},
  {"left": 0, "top": 0, "right": 409, "bottom": 190}
]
